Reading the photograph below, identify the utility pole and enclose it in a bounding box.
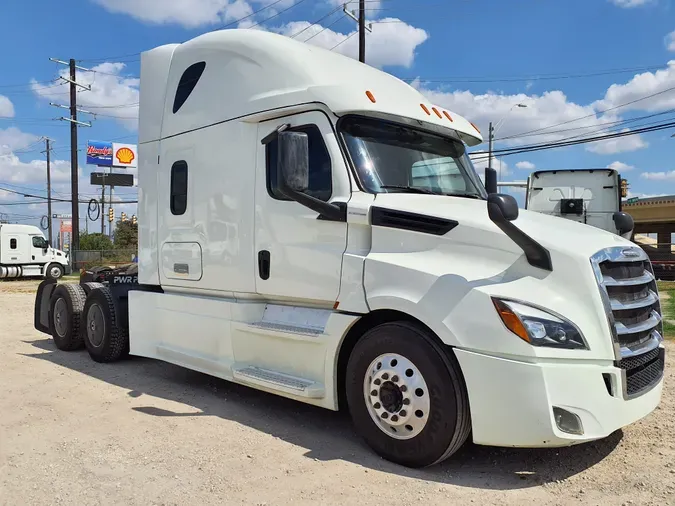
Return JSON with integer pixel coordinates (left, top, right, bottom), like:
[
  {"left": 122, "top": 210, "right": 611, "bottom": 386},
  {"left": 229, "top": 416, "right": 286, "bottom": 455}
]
[
  {"left": 41, "top": 138, "right": 54, "bottom": 245},
  {"left": 343, "top": 2, "right": 372, "bottom": 63},
  {"left": 49, "top": 58, "right": 93, "bottom": 257},
  {"left": 100, "top": 175, "right": 106, "bottom": 235},
  {"left": 358, "top": 0, "right": 365, "bottom": 63},
  {"left": 487, "top": 122, "right": 494, "bottom": 171}
]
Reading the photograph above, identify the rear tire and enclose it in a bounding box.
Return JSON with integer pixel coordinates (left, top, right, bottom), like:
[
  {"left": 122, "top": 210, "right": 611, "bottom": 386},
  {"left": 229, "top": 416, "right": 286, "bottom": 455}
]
[
  {"left": 345, "top": 321, "right": 471, "bottom": 468},
  {"left": 81, "top": 282, "right": 104, "bottom": 295},
  {"left": 45, "top": 263, "right": 64, "bottom": 280},
  {"left": 82, "top": 287, "right": 128, "bottom": 363},
  {"left": 48, "top": 284, "right": 86, "bottom": 351}
]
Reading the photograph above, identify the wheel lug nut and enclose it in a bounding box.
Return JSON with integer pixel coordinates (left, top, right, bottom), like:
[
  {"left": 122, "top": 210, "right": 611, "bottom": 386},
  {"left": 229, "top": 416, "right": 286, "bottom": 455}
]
[
  {"left": 374, "top": 379, "right": 381, "bottom": 386},
  {"left": 391, "top": 415, "right": 399, "bottom": 422},
  {"left": 371, "top": 390, "right": 377, "bottom": 396},
  {"left": 403, "top": 398, "right": 410, "bottom": 405},
  {"left": 381, "top": 412, "right": 388, "bottom": 419},
  {"left": 374, "top": 402, "right": 381, "bottom": 409},
  {"left": 392, "top": 375, "right": 399, "bottom": 382},
  {"left": 382, "top": 373, "right": 389, "bottom": 380},
  {"left": 399, "top": 410, "right": 407, "bottom": 417},
  {"left": 400, "top": 385, "right": 407, "bottom": 392}
]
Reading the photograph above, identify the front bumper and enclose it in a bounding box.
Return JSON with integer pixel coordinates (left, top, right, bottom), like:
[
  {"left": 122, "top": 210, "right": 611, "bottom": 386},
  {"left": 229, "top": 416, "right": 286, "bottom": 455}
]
[
  {"left": 64, "top": 263, "right": 72, "bottom": 275},
  {"left": 455, "top": 347, "right": 664, "bottom": 447}
]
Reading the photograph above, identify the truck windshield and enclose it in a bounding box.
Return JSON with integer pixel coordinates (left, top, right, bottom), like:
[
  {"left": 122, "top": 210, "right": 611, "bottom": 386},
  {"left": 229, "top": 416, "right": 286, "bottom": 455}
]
[{"left": 339, "top": 115, "right": 487, "bottom": 199}]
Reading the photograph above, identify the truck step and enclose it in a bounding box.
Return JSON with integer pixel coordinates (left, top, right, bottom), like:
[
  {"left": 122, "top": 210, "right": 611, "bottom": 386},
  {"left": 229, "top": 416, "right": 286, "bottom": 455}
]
[
  {"left": 232, "top": 366, "right": 325, "bottom": 398},
  {"left": 249, "top": 321, "right": 323, "bottom": 335}
]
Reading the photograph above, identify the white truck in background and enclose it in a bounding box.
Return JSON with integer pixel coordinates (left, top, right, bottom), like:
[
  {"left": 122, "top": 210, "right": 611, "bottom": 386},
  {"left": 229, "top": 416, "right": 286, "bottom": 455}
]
[
  {"left": 0, "top": 223, "right": 70, "bottom": 279},
  {"left": 32, "top": 29, "right": 664, "bottom": 468},
  {"left": 499, "top": 168, "right": 634, "bottom": 239}
]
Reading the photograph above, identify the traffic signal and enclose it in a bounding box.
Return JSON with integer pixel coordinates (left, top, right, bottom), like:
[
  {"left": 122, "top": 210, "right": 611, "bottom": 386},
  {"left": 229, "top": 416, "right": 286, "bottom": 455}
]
[
  {"left": 108, "top": 207, "right": 114, "bottom": 222},
  {"left": 620, "top": 178, "right": 628, "bottom": 198},
  {"left": 131, "top": 215, "right": 137, "bottom": 225},
  {"left": 121, "top": 212, "right": 127, "bottom": 222}
]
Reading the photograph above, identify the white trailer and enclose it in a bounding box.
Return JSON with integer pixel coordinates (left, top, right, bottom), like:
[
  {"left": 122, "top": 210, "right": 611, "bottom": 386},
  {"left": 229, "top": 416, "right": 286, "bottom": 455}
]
[
  {"left": 499, "top": 168, "right": 634, "bottom": 239},
  {"left": 33, "top": 29, "right": 665, "bottom": 468},
  {"left": 0, "top": 223, "right": 70, "bottom": 279}
]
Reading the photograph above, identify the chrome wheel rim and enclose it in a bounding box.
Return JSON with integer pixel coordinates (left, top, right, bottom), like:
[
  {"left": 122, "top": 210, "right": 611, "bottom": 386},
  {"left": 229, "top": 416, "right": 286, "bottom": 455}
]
[
  {"left": 53, "top": 297, "right": 68, "bottom": 338},
  {"left": 86, "top": 303, "right": 105, "bottom": 348},
  {"left": 50, "top": 266, "right": 62, "bottom": 278},
  {"left": 363, "top": 353, "right": 430, "bottom": 440}
]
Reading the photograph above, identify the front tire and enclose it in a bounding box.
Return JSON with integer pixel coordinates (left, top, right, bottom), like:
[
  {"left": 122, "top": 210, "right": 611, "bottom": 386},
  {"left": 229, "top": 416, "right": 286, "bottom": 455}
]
[
  {"left": 82, "top": 287, "right": 129, "bottom": 363},
  {"left": 345, "top": 321, "right": 471, "bottom": 468},
  {"left": 45, "top": 263, "right": 64, "bottom": 280},
  {"left": 48, "top": 284, "right": 86, "bottom": 351}
]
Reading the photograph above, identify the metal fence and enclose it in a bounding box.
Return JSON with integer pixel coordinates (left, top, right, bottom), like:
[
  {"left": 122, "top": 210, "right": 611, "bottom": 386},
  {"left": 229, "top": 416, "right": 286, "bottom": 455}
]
[{"left": 71, "top": 249, "right": 137, "bottom": 272}]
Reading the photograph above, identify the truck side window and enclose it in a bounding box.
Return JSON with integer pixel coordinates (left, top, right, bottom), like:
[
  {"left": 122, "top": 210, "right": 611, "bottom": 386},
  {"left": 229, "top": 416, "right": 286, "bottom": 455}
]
[
  {"left": 266, "top": 125, "right": 332, "bottom": 202},
  {"left": 173, "top": 61, "right": 206, "bottom": 114},
  {"left": 170, "top": 161, "right": 188, "bottom": 215},
  {"left": 10, "top": 238, "right": 17, "bottom": 249},
  {"left": 32, "top": 237, "right": 44, "bottom": 248}
]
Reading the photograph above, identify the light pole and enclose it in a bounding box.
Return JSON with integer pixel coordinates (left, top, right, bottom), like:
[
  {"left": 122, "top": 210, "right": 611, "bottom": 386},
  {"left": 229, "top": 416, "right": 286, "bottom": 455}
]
[{"left": 488, "top": 103, "right": 527, "bottom": 179}]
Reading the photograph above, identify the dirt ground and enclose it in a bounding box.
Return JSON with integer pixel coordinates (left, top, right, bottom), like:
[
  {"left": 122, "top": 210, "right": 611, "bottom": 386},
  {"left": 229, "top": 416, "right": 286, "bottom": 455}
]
[{"left": 1, "top": 280, "right": 674, "bottom": 506}]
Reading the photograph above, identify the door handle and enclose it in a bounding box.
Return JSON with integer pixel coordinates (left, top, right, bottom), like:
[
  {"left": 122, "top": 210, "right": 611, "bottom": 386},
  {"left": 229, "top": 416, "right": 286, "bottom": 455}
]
[{"left": 258, "top": 250, "right": 270, "bottom": 280}]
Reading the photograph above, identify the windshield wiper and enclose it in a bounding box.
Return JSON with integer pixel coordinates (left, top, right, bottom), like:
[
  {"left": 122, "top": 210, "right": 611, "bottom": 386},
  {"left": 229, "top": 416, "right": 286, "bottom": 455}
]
[
  {"left": 444, "top": 192, "right": 483, "bottom": 199},
  {"left": 380, "top": 185, "right": 440, "bottom": 195}
]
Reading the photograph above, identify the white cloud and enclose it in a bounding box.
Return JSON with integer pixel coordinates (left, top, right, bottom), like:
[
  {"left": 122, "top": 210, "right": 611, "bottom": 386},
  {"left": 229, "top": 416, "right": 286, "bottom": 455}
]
[
  {"left": 31, "top": 63, "right": 139, "bottom": 131},
  {"left": 608, "top": 160, "right": 635, "bottom": 172},
  {"left": 610, "top": 0, "right": 654, "bottom": 7},
  {"left": 0, "top": 152, "right": 73, "bottom": 186},
  {"left": 515, "top": 161, "right": 535, "bottom": 170},
  {"left": 586, "top": 127, "right": 649, "bottom": 154},
  {"left": 641, "top": 170, "right": 675, "bottom": 180},
  {"left": 594, "top": 61, "right": 675, "bottom": 113},
  {"left": 0, "top": 95, "right": 14, "bottom": 117},
  {"left": 666, "top": 31, "right": 675, "bottom": 52},
  {"left": 469, "top": 151, "right": 510, "bottom": 178},
  {"left": 0, "top": 127, "right": 39, "bottom": 156},
  {"left": 90, "top": 0, "right": 253, "bottom": 28},
  {"left": 274, "top": 18, "right": 428, "bottom": 68}
]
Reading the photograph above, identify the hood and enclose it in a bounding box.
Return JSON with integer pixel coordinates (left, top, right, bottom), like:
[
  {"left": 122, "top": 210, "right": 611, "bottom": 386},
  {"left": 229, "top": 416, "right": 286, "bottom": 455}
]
[{"left": 371, "top": 193, "right": 631, "bottom": 260}]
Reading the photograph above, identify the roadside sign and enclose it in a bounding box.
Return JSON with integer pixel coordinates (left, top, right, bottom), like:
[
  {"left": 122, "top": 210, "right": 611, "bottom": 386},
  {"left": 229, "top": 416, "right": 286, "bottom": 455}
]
[
  {"left": 626, "top": 197, "right": 639, "bottom": 204},
  {"left": 90, "top": 172, "right": 134, "bottom": 187},
  {"left": 53, "top": 214, "right": 72, "bottom": 219}
]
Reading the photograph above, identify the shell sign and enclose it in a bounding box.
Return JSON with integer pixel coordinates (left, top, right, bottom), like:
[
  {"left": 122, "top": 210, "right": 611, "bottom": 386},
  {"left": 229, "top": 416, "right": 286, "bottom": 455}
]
[{"left": 112, "top": 143, "right": 138, "bottom": 168}]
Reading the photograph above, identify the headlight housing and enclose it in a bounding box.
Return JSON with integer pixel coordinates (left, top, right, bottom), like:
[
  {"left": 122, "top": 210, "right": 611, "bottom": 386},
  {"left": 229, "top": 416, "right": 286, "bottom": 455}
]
[{"left": 492, "top": 298, "right": 588, "bottom": 350}]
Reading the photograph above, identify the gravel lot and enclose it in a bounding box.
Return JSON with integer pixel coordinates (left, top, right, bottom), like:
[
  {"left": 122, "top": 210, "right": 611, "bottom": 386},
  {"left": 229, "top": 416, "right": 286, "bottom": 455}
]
[{"left": 1, "top": 280, "right": 674, "bottom": 506}]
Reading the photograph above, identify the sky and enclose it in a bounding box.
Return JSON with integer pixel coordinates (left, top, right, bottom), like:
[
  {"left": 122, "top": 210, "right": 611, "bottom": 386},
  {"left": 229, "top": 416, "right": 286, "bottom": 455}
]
[{"left": 1, "top": 0, "right": 675, "bottom": 235}]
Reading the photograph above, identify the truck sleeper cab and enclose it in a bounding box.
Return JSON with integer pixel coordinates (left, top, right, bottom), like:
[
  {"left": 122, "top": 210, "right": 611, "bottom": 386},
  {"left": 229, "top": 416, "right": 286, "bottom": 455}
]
[
  {"left": 0, "top": 223, "right": 70, "bottom": 279},
  {"left": 33, "top": 29, "right": 665, "bottom": 468}
]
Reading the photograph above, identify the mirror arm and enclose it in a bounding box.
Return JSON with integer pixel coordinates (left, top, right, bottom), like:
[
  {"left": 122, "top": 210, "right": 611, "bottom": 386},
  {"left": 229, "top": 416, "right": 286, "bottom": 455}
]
[
  {"left": 278, "top": 185, "right": 346, "bottom": 222},
  {"left": 487, "top": 200, "right": 553, "bottom": 271}
]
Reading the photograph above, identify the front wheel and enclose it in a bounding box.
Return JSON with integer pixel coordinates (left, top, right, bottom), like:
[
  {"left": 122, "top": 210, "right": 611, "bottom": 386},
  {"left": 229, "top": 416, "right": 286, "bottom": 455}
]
[
  {"left": 345, "top": 321, "right": 471, "bottom": 468},
  {"left": 45, "top": 263, "right": 64, "bottom": 280}
]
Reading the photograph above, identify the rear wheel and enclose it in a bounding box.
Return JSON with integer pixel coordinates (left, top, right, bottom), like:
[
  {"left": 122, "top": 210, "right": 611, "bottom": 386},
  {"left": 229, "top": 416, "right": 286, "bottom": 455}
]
[
  {"left": 48, "top": 284, "right": 86, "bottom": 351},
  {"left": 345, "top": 321, "right": 471, "bottom": 468},
  {"left": 82, "top": 287, "right": 128, "bottom": 363}
]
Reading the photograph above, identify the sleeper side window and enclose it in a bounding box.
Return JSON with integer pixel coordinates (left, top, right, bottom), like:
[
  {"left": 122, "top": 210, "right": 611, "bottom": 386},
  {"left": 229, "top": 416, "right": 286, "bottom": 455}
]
[
  {"left": 10, "top": 238, "right": 17, "bottom": 249},
  {"left": 266, "top": 125, "right": 332, "bottom": 202},
  {"left": 172, "top": 61, "right": 206, "bottom": 114},
  {"left": 170, "top": 161, "right": 188, "bottom": 215}
]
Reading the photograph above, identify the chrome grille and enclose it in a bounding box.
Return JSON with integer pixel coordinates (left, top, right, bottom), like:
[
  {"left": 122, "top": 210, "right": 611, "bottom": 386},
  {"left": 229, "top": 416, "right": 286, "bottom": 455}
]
[{"left": 591, "top": 246, "right": 665, "bottom": 398}]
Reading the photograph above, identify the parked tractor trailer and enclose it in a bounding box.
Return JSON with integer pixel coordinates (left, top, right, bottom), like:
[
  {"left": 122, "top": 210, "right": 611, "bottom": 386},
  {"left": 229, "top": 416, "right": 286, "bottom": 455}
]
[
  {"left": 0, "top": 224, "right": 70, "bottom": 279},
  {"left": 33, "top": 29, "right": 665, "bottom": 468}
]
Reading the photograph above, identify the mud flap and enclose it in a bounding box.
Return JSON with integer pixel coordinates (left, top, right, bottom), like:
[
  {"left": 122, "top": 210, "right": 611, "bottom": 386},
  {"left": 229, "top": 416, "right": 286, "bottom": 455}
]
[{"left": 34, "top": 278, "right": 57, "bottom": 334}]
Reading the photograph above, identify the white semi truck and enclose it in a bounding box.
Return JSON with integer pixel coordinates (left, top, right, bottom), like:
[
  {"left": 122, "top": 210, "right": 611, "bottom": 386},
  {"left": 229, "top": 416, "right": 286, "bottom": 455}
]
[
  {"left": 33, "top": 29, "right": 665, "bottom": 468},
  {"left": 0, "top": 223, "right": 70, "bottom": 279},
  {"left": 498, "top": 168, "right": 634, "bottom": 239}
]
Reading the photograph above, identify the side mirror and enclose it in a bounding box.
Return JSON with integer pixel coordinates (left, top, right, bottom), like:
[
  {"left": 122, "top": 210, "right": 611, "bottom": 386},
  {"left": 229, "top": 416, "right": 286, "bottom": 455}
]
[
  {"left": 278, "top": 131, "right": 309, "bottom": 194},
  {"left": 487, "top": 193, "right": 519, "bottom": 222},
  {"left": 613, "top": 211, "right": 634, "bottom": 239},
  {"left": 484, "top": 167, "right": 498, "bottom": 195}
]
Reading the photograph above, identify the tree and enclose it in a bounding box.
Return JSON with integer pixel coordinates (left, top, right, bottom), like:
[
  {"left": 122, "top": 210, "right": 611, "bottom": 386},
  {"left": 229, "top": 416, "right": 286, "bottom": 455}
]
[
  {"left": 79, "top": 232, "right": 113, "bottom": 251},
  {"left": 114, "top": 220, "right": 138, "bottom": 251}
]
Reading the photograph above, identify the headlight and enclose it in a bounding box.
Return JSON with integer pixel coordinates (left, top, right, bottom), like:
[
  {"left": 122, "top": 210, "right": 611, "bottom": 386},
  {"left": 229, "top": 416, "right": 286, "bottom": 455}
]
[{"left": 492, "top": 298, "right": 588, "bottom": 350}]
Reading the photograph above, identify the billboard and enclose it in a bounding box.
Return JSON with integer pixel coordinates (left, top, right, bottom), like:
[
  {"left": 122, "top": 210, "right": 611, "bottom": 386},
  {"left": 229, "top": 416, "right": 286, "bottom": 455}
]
[
  {"left": 90, "top": 172, "right": 134, "bottom": 187},
  {"left": 86, "top": 140, "right": 113, "bottom": 166},
  {"left": 86, "top": 140, "right": 138, "bottom": 168}
]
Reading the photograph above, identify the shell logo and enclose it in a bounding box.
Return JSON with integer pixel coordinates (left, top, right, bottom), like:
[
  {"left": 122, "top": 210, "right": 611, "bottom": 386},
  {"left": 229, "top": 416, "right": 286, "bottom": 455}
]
[{"left": 115, "top": 147, "right": 135, "bottom": 165}]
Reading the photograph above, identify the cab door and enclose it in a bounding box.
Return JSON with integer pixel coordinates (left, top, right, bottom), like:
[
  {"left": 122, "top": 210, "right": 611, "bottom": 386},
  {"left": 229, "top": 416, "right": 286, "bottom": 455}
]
[
  {"left": 254, "top": 111, "right": 350, "bottom": 305},
  {"left": 30, "top": 235, "right": 50, "bottom": 264}
]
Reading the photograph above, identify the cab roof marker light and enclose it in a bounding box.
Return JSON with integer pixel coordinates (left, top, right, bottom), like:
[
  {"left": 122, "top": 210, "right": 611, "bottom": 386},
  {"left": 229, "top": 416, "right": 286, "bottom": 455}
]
[
  {"left": 431, "top": 107, "right": 442, "bottom": 119},
  {"left": 443, "top": 111, "right": 454, "bottom": 122},
  {"left": 420, "top": 104, "right": 431, "bottom": 115},
  {"left": 366, "top": 90, "right": 376, "bottom": 103}
]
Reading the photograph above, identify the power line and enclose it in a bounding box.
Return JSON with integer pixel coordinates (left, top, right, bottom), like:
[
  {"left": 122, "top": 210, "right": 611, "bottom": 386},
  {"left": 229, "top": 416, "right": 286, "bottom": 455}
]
[{"left": 290, "top": 5, "right": 344, "bottom": 39}]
